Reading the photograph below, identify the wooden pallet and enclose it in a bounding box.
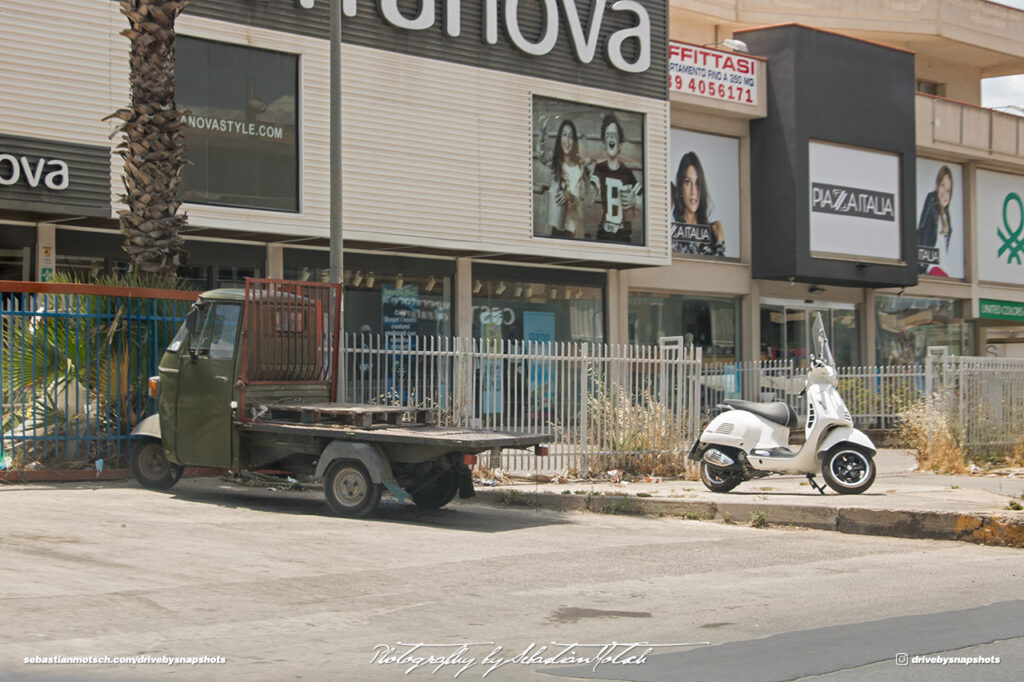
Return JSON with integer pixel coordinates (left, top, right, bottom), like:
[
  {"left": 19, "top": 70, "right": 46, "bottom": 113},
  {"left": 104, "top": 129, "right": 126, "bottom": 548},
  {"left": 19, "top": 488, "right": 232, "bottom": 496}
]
[{"left": 251, "top": 402, "right": 437, "bottom": 428}]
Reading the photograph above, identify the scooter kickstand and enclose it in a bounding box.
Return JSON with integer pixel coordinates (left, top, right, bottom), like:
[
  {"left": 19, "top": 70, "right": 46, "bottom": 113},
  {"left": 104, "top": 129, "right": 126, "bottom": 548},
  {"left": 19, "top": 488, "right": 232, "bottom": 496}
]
[{"left": 806, "top": 474, "right": 828, "bottom": 495}]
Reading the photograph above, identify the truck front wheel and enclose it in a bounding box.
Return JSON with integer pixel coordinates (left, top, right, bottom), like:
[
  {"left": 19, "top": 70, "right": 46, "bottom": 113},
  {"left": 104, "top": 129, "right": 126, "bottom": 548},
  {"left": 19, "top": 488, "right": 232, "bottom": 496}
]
[
  {"left": 130, "top": 438, "right": 183, "bottom": 491},
  {"left": 323, "top": 459, "right": 381, "bottom": 518}
]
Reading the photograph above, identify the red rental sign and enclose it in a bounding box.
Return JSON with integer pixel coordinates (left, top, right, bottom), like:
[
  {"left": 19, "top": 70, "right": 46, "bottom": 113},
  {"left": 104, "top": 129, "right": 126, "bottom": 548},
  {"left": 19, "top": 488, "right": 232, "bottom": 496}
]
[{"left": 668, "top": 42, "right": 759, "bottom": 106}]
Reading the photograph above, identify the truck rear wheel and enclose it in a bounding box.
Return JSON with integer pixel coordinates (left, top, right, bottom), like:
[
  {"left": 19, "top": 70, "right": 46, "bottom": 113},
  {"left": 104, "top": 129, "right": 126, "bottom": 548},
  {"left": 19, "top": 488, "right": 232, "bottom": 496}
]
[
  {"left": 130, "top": 438, "right": 183, "bottom": 491},
  {"left": 411, "top": 469, "right": 459, "bottom": 510},
  {"left": 323, "top": 459, "right": 381, "bottom": 518}
]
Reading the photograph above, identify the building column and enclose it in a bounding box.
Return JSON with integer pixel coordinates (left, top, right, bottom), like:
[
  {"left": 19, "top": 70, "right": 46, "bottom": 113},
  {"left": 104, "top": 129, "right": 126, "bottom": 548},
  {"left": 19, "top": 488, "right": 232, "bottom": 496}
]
[
  {"left": 266, "top": 243, "right": 284, "bottom": 279},
  {"left": 863, "top": 289, "right": 876, "bottom": 366},
  {"left": 456, "top": 257, "right": 473, "bottom": 339},
  {"left": 36, "top": 223, "right": 55, "bottom": 282},
  {"left": 744, "top": 279, "right": 761, "bottom": 362},
  {"left": 607, "top": 268, "right": 627, "bottom": 345}
]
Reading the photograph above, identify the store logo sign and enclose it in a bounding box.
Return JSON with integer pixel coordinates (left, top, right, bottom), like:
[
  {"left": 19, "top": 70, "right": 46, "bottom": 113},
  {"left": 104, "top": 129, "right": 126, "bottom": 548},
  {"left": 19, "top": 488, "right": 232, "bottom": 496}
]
[
  {"left": 0, "top": 152, "right": 70, "bottom": 191},
  {"left": 343, "top": 0, "right": 651, "bottom": 73},
  {"left": 996, "top": 192, "right": 1024, "bottom": 265},
  {"left": 811, "top": 183, "right": 894, "bottom": 221}
]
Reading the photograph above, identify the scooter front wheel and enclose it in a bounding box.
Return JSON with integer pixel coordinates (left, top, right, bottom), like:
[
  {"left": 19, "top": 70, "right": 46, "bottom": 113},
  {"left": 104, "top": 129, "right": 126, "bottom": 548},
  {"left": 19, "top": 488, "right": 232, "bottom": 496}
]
[
  {"left": 821, "top": 446, "right": 876, "bottom": 494},
  {"left": 699, "top": 460, "right": 743, "bottom": 493}
]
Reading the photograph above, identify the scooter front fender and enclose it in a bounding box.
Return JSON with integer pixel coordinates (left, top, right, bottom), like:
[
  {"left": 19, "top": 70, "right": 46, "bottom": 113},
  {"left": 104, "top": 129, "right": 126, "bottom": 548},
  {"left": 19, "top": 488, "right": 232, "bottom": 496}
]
[{"left": 818, "top": 426, "right": 875, "bottom": 456}]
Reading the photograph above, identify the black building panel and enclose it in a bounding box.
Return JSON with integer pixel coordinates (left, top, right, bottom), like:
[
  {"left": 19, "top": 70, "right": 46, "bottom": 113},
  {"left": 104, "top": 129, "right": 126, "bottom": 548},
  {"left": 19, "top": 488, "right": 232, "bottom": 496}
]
[
  {"left": 0, "top": 134, "right": 110, "bottom": 218},
  {"left": 741, "top": 24, "right": 919, "bottom": 288}
]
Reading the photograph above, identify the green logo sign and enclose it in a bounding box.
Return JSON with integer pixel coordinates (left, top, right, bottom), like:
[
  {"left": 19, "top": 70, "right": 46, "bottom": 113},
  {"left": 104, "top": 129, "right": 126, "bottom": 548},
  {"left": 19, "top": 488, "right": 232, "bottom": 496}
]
[
  {"left": 997, "top": 192, "right": 1024, "bottom": 265},
  {"left": 980, "top": 298, "right": 1024, "bottom": 322}
]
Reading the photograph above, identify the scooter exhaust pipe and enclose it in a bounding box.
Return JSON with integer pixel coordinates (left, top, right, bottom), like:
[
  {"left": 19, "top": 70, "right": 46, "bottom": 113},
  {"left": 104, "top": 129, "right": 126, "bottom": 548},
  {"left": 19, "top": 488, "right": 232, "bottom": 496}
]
[{"left": 703, "top": 447, "right": 736, "bottom": 468}]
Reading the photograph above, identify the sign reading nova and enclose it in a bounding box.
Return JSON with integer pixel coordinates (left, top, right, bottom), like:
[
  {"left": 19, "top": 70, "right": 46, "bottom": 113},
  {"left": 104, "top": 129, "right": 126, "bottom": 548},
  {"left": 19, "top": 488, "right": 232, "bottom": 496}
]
[
  {"left": 341, "top": 0, "right": 652, "bottom": 72},
  {"left": 0, "top": 133, "right": 110, "bottom": 218}
]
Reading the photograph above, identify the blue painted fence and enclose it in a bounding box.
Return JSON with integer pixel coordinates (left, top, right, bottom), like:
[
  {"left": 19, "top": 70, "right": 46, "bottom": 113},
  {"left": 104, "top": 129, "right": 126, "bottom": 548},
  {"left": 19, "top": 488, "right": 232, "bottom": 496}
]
[{"left": 1, "top": 283, "right": 197, "bottom": 469}]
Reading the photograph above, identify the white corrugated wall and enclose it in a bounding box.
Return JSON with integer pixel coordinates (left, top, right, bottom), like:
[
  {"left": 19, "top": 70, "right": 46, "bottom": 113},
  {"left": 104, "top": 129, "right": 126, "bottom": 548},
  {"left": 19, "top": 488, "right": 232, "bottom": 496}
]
[{"left": 2, "top": 3, "right": 670, "bottom": 266}]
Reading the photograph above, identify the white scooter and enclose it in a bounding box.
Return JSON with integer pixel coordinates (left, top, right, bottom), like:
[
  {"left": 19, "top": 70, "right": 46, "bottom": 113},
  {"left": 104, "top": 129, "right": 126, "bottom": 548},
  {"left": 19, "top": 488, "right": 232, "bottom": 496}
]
[{"left": 688, "top": 314, "right": 876, "bottom": 495}]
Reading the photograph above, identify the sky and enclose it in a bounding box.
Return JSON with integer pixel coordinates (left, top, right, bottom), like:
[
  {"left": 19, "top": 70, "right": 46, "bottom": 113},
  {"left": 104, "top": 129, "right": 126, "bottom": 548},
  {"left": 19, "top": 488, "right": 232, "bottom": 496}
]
[{"left": 982, "top": 0, "right": 1024, "bottom": 112}]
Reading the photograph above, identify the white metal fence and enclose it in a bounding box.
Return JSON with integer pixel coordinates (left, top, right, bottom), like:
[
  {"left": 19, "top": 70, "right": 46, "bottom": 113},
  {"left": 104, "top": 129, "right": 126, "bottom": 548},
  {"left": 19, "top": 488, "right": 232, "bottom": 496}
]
[
  {"left": 701, "top": 361, "right": 926, "bottom": 429},
  {"left": 926, "top": 355, "right": 1024, "bottom": 457},
  {"left": 343, "top": 333, "right": 702, "bottom": 474}
]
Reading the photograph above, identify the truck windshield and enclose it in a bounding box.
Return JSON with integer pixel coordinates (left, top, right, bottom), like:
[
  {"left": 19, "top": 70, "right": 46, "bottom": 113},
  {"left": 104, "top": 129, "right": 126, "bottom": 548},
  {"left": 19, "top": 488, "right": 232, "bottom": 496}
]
[
  {"left": 166, "top": 316, "right": 192, "bottom": 353},
  {"left": 192, "top": 303, "right": 242, "bottom": 359}
]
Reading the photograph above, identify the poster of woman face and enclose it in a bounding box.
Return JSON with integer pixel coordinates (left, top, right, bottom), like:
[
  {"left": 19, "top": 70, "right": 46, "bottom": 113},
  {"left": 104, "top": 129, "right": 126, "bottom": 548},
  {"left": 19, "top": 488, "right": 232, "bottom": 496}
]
[
  {"left": 532, "top": 95, "right": 646, "bottom": 246},
  {"left": 669, "top": 129, "right": 740, "bottom": 258},
  {"left": 915, "top": 158, "right": 964, "bottom": 278}
]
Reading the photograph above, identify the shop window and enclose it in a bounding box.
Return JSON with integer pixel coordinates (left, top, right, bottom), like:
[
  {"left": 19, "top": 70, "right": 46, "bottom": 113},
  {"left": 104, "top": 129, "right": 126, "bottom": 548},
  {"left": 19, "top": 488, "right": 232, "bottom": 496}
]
[
  {"left": 629, "top": 293, "right": 738, "bottom": 362},
  {"left": 177, "top": 37, "right": 298, "bottom": 212},
  {"left": 282, "top": 265, "right": 453, "bottom": 340},
  {"left": 472, "top": 278, "right": 604, "bottom": 344},
  {"left": 760, "top": 303, "right": 859, "bottom": 366},
  {"left": 876, "top": 295, "right": 967, "bottom": 365}
]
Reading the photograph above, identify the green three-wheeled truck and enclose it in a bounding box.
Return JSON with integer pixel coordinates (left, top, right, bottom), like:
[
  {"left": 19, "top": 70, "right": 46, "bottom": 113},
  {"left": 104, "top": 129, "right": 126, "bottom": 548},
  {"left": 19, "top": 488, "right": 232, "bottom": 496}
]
[{"left": 130, "top": 278, "right": 547, "bottom": 517}]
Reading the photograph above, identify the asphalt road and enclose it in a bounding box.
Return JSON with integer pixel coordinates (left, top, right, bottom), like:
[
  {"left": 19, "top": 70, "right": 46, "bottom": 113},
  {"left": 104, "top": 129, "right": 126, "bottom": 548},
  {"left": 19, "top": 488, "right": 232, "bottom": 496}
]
[{"left": 1, "top": 477, "right": 1022, "bottom": 681}]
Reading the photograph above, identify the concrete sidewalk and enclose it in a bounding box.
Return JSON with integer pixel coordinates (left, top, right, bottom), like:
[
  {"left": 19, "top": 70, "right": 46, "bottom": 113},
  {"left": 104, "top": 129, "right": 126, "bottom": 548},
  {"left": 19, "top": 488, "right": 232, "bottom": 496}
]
[{"left": 464, "top": 450, "right": 1024, "bottom": 548}]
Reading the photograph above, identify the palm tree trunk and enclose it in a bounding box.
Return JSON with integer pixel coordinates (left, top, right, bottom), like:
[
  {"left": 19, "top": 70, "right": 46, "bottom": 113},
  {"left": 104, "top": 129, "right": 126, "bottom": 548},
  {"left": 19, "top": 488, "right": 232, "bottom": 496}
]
[{"left": 107, "top": 0, "right": 191, "bottom": 279}]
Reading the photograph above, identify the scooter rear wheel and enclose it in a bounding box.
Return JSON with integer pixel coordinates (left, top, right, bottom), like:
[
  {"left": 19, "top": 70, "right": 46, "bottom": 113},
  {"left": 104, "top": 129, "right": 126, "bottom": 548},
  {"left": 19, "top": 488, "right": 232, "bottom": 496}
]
[
  {"left": 699, "top": 460, "right": 743, "bottom": 493},
  {"left": 821, "top": 446, "right": 876, "bottom": 494}
]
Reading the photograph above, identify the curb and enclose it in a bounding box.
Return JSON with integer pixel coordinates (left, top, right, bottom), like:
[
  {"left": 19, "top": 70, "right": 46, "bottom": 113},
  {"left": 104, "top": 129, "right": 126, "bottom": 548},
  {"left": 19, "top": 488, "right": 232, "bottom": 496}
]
[
  {"left": 470, "top": 489, "right": 1024, "bottom": 548},
  {"left": 0, "top": 467, "right": 224, "bottom": 483}
]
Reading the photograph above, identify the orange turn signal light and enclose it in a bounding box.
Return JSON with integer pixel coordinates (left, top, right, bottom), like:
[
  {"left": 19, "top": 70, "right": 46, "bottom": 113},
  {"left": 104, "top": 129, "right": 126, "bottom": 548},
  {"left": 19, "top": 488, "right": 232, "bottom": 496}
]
[
  {"left": 463, "top": 454, "right": 478, "bottom": 466},
  {"left": 147, "top": 376, "right": 160, "bottom": 399}
]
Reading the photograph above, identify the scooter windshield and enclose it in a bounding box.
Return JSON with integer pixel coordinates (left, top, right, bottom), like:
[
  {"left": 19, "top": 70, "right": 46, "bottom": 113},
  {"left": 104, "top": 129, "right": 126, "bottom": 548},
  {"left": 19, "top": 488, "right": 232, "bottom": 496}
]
[{"left": 812, "top": 313, "right": 836, "bottom": 369}]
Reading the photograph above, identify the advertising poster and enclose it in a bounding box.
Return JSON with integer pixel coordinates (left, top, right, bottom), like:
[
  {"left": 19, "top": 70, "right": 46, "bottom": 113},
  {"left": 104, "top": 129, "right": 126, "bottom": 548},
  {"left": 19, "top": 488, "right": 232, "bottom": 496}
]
[
  {"left": 808, "top": 141, "right": 901, "bottom": 262},
  {"left": 977, "top": 169, "right": 1024, "bottom": 285},
  {"left": 669, "top": 129, "right": 740, "bottom": 258},
  {"left": 524, "top": 311, "right": 555, "bottom": 422},
  {"left": 915, "top": 159, "right": 964, "bottom": 278},
  {"left": 479, "top": 309, "right": 504, "bottom": 415},
  {"left": 382, "top": 285, "right": 419, "bottom": 402},
  {"left": 532, "top": 96, "right": 646, "bottom": 245}
]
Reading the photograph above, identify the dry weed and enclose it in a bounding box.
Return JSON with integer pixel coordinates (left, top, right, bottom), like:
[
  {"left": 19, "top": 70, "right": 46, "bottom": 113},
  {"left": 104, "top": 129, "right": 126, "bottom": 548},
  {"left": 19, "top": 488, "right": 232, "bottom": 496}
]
[{"left": 897, "top": 401, "right": 969, "bottom": 474}]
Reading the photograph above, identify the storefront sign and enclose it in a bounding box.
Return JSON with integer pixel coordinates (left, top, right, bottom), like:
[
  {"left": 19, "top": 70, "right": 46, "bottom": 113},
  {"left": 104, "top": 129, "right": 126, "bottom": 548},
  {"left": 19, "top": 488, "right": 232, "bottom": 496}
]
[
  {"left": 808, "top": 141, "right": 901, "bottom": 262},
  {"left": 343, "top": 0, "right": 652, "bottom": 73},
  {"left": 915, "top": 159, "right": 964, "bottom": 278},
  {"left": 668, "top": 42, "right": 758, "bottom": 105},
  {"left": 0, "top": 134, "right": 110, "bottom": 218},
  {"left": 977, "top": 169, "right": 1024, "bottom": 285},
  {"left": 980, "top": 298, "right": 1024, "bottom": 322},
  {"left": 0, "top": 153, "right": 69, "bottom": 191}
]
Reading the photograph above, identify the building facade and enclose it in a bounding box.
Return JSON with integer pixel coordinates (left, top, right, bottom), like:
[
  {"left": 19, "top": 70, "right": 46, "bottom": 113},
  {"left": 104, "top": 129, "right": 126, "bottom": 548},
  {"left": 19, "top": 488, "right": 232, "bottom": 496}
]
[{"left": 2, "top": 0, "right": 1024, "bottom": 364}]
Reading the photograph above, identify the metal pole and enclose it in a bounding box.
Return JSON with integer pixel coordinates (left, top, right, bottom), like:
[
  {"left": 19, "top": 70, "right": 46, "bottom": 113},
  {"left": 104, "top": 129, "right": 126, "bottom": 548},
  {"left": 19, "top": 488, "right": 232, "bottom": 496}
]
[{"left": 329, "top": 0, "right": 345, "bottom": 400}]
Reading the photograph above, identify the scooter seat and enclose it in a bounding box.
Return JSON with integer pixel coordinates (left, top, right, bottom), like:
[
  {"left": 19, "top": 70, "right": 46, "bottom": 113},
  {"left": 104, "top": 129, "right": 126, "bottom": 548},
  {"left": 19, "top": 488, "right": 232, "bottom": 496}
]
[{"left": 723, "top": 399, "right": 798, "bottom": 428}]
